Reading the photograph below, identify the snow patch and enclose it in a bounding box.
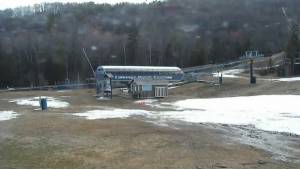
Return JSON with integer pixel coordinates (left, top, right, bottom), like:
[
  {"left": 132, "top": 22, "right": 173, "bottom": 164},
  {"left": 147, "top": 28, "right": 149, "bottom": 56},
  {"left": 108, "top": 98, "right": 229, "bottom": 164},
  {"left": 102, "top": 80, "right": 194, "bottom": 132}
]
[
  {"left": 0, "top": 111, "right": 19, "bottom": 121},
  {"left": 277, "top": 77, "right": 300, "bottom": 82},
  {"left": 57, "top": 90, "right": 72, "bottom": 93},
  {"left": 171, "top": 95, "right": 300, "bottom": 135},
  {"left": 73, "top": 109, "right": 150, "bottom": 120},
  {"left": 168, "top": 86, "right": 178, "bottom": 90},
  {"left": 60, "top": 96, "right": 71, "bottom": 98},
  {"left": 135, "top": 99, "right": 158, "bottom": 104},
  {"left": 73, "top": 95, "right": 300, "bottom": 135},
  {"left": 134, "top": 99, "right": 171, "bottom": 109},
  {"left": 213, "top": 69, "right": 244, "bottom": 78},
  {"left": 10, "top": 96, "right": 69, "bottom": 108}
]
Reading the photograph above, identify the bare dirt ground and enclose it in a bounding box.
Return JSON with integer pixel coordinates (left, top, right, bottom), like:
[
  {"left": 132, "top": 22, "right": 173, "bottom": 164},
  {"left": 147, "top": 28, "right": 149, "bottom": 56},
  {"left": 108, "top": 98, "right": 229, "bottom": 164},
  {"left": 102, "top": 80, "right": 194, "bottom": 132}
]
[{"left": 1, "top": 77, "right": 300, "bottom": 169}]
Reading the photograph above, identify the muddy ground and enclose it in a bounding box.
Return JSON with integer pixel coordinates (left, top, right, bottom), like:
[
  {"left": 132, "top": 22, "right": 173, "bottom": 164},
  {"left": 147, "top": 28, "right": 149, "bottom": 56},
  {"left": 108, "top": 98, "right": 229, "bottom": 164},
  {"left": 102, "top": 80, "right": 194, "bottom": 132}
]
[{"left": 0, "top": 77, "right": 300, "bottom": 169}]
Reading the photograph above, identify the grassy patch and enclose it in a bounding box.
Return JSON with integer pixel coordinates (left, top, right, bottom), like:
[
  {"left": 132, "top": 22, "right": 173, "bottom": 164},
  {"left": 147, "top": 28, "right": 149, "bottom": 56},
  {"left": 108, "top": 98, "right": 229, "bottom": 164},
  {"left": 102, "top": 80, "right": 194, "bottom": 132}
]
[{"left": 0, "top": 138, "right": 88, "bottom": 169}]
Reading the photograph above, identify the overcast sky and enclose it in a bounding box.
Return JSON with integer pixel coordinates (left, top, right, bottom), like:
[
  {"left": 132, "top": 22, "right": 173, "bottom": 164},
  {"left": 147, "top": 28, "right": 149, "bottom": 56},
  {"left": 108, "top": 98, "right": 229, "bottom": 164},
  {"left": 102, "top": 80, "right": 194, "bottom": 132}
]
[{"left": 0, "top": 0, "right": 155, "bottom": 10}]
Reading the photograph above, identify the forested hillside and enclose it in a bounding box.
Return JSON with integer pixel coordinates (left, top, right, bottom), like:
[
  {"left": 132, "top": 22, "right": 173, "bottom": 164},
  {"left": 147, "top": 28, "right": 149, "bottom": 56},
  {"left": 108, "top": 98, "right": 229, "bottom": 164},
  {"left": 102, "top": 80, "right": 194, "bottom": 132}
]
[{"left": 0, "top": 0, "right": 299, "bottom": 87}]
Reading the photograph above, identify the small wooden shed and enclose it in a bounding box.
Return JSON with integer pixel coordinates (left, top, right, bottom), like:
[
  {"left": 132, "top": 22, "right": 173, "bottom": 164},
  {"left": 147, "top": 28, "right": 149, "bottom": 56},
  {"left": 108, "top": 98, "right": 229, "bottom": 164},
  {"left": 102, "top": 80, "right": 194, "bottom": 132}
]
[{"left": 130, "top": 79, "right": 169, "bottom": 99}]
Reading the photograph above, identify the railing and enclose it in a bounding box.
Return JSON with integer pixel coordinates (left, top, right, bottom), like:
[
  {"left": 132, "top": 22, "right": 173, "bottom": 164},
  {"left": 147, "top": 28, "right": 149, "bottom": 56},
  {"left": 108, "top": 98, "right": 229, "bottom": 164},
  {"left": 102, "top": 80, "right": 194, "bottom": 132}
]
[{"left": 0, "top": 83, "right": 96, "bottom": 92}]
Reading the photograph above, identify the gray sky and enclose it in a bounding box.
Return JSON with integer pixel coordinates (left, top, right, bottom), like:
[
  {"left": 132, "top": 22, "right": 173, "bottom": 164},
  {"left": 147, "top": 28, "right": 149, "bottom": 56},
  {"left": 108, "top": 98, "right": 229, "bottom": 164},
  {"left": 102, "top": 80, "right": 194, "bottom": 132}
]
[{"left": 0, "top": 0, "right": 154, "bottom": 10}]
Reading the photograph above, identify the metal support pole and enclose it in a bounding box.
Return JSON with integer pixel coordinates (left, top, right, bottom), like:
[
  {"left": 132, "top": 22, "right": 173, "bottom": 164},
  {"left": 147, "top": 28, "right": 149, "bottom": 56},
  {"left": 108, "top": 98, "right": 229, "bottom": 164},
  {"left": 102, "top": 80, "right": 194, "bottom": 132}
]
[
  {"left": 250, "top": 59, "right": 253, "bottom": 79},
  {"left": 110, "top": 78, "right": 112, "bottom": 99},
  {"left": 250, "top": 59, "right": 256, "bottom": 84},
  {"left": 219, "top": 72, "right": 223, "bottom": 85}
]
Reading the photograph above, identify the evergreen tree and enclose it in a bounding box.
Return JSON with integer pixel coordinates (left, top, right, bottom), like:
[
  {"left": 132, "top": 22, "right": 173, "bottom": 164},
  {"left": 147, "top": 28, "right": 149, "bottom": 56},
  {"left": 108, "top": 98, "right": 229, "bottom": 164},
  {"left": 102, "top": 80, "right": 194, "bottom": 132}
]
[
  {"left": 126, "top": 25, "right": 139, "bottom": 65},
  {"left": 190, "top": 37, "right": 208, "bottom": 66},
  {"left": 209, "top": 37, "right": 224, "bottom": 64},
  {"left": 44, "top": 56, "right": 65, "bottom": 85},
  {"left": 286, "top": 24, "right": 300, "bottom": 74},
  {"left": 164, "top": 43, "right": 175, "bottom": 66},
  {"left": 242, "top": 38, "right": 252, "bottom": 52}
]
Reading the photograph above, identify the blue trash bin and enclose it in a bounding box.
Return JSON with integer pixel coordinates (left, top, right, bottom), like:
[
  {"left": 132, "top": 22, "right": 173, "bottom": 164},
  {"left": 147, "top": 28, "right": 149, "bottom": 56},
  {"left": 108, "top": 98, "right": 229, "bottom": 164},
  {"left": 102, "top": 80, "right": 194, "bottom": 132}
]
[{"left": 40, "top": 98, "right": 48, "bottom": 110}]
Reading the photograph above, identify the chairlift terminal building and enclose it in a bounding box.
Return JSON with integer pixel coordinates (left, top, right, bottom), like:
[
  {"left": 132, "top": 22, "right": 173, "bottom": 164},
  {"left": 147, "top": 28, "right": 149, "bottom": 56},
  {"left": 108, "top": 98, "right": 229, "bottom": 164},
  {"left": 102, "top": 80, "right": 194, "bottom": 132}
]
[{"left": 95, "top": 66, "right": 184, "bottom": 98}]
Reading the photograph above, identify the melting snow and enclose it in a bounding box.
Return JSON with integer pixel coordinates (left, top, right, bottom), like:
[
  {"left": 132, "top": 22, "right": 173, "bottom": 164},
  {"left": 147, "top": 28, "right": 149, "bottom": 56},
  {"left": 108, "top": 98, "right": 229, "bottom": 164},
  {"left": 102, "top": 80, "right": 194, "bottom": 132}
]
[
  {"left": 135, "top": 99, "right": 158, "bottom": 105},
  {"left": 171, "top": 95, "right": 300, "bottom": 135},
  {"left": 168, "top": 86, "right": 178, "bottom": 89},
  {"left": 134, "top": 99, "right": 171, "bottom": 109},
  {"left": 10, "top": 96, "right": 69, "bottom": 108},
  {"left": 57, "top": 90, "right": 72, "bottom": 93},
  {"left": 0, "top": 111, "right": 19, "bottom": 121},
  {"left": 75, "top": 95, "right": 300, "bottom": 135},
  {"left": 277, "top": 77, "right": 300, "bottom": 82},
  {"left": 73, "top": 109, "right": 149, "bottom": 120},
  {"left": 213, "top": 69, "right": 244, "bottom": 78}
]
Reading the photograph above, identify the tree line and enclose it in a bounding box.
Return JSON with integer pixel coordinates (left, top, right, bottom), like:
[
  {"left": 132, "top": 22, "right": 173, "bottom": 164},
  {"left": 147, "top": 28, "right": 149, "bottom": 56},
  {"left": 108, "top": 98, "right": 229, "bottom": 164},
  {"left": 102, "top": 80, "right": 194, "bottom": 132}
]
[{"left": 0, "top": 0, "right": 299, "bottom": 87}]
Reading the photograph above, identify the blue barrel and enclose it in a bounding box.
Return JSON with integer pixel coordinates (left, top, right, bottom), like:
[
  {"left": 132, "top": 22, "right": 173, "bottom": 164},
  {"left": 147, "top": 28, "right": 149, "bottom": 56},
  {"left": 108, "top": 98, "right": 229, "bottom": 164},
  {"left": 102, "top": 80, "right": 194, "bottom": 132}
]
[{"left": 40, "top": 98, "right": 48, "bottom": 110}]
